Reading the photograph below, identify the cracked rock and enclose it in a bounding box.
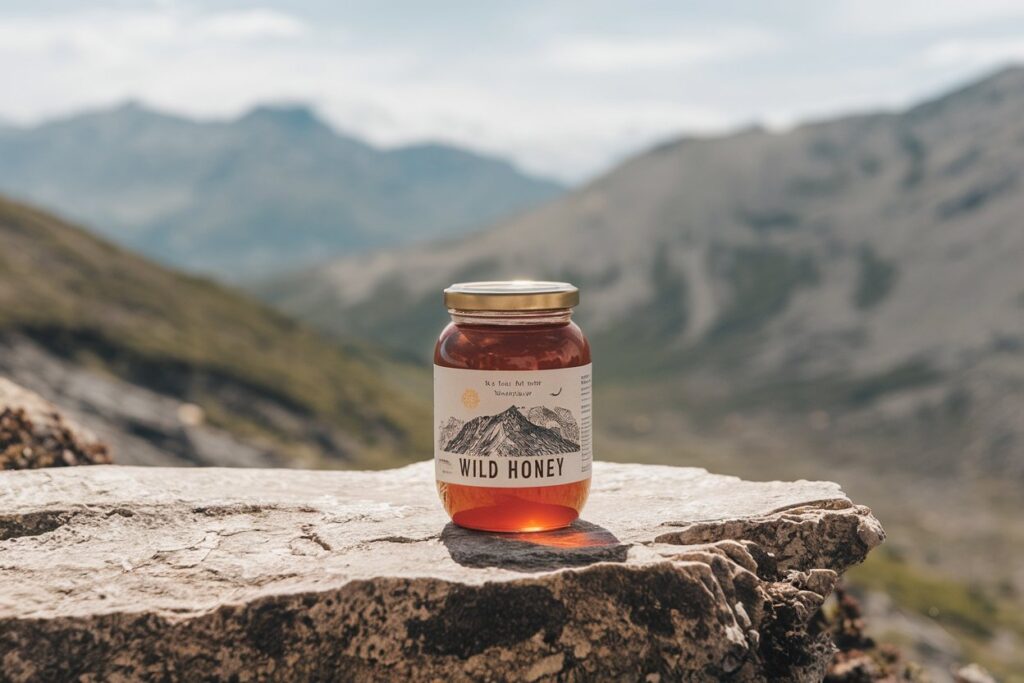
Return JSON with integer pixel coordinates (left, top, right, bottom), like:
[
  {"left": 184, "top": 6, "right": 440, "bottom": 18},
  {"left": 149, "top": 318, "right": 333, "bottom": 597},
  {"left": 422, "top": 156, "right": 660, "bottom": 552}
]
[{"left": 0, "top": 461, "right": 883, "bottom": 682}]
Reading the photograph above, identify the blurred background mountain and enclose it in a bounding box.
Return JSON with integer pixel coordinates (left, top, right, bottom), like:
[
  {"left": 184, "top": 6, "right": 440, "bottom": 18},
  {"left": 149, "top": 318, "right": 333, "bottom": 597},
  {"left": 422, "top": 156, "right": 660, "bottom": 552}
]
[
  {"left": 2, "top": 1, "right": 1024, "bottom": 679},
  {"left": 265, "top": 66, "right": 1024, "bottom": 486},
  {"left": 0, "top": 103, "right": 561, "bottom": 277}
]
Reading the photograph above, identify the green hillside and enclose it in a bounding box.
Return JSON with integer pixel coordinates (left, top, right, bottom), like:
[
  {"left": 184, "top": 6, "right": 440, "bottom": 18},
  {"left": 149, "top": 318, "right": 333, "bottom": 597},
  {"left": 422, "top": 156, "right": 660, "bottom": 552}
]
[{"left": 0, "top": 194, "right": 430, "bottom": 468}]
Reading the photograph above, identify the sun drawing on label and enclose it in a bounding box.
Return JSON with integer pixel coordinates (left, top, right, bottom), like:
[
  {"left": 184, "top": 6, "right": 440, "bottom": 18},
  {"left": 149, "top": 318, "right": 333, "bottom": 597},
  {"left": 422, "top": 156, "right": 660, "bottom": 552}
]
[{"left": 461, "top": 388, "right": 480, "bottom": 409}]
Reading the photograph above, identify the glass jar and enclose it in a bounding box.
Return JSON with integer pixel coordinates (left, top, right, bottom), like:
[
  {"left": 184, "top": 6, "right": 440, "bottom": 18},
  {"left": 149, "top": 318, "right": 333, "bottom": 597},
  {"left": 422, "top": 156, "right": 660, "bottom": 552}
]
[{"left": 434, "top": 281, "right": 592, "bottom": 532}]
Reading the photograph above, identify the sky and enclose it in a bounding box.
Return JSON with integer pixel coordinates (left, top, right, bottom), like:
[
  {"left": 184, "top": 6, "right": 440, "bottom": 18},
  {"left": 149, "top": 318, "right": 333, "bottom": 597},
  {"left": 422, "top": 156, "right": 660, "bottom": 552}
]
[{"left": 2, "top": 0, "right": 1024, "bottom": 182}]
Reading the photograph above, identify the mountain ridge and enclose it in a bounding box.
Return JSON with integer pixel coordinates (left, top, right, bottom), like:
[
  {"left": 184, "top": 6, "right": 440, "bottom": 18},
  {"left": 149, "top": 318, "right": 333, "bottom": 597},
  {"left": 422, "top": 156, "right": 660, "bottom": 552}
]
[
  {"left": 0, "top": 101, "right": 563, "bottom": 277},
  {"left": 261, "top": 64, "right": 1024, "bottom": 483},
  {"left": 444, "top": 406, "right": 581, "bottom": 456}
]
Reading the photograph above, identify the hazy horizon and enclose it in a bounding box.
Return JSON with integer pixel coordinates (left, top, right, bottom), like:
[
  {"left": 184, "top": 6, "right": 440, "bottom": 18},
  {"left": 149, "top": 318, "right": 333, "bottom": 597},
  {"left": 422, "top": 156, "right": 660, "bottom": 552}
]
[{"left": 4, "top": 1, "right": 1024, "bottom": 182}]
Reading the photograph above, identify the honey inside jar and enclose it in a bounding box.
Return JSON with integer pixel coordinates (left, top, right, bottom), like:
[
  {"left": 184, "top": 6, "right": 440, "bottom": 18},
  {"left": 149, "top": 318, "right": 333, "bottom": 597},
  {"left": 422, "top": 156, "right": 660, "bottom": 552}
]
[{"left": 434, "top": 281, "right": 592, "bottom": 532}]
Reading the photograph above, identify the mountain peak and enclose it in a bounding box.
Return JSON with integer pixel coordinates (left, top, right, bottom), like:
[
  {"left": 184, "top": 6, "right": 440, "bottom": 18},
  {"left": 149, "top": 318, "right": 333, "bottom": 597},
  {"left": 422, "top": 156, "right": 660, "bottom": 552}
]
[
  {"left": 100, "top": 99, "right": 181, "bottom": 124},
  {"left": 35, "top": 100, "right": 195, "bottom": 136},
  {"left": 0, "top": 99, "right": 563, "bottom": 277},
  {"left": 498, "top": 405, "right": 537, "bottom": 426},
  {"left": 239, "top": 104, "right": 327, "bottom": 132},
  {"left": 906, "top": 63, "right": 1024, "bottom": 122},
  {"left": 114, "top": 99, "right": 145, "bottom": 113}
]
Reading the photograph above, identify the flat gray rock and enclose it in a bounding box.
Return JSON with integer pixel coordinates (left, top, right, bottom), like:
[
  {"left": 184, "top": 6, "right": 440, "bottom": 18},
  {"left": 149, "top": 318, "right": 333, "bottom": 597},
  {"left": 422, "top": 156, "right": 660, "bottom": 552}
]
[{"left": 0, "top": 462, "right": 883, "bottom": 682}]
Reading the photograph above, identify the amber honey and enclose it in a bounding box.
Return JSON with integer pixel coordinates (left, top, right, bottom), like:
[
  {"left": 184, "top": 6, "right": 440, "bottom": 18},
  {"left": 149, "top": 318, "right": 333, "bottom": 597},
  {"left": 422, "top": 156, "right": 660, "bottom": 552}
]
[{"left": 433, "top": 281, "right": 592, "bottom": 532}]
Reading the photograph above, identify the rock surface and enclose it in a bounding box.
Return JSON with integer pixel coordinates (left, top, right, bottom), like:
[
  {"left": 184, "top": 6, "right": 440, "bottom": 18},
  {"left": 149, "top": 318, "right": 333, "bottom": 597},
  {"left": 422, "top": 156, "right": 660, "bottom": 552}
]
[
  {"left": 0, "top": 462, "right": 883, "bottom": 682},
  {"left": 0, "top": 377, "right": 111, "bottom": 469}
]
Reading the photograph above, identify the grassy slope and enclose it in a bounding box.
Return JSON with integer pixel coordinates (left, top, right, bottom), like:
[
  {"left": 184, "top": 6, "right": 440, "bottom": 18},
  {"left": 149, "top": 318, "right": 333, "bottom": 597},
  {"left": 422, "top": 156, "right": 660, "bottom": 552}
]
[
  {"left": 0, "top": 195, "right": 430, "bottom": 466},
  {"left": 850, "top": 550, "right": 1024, "bottom": 682}
]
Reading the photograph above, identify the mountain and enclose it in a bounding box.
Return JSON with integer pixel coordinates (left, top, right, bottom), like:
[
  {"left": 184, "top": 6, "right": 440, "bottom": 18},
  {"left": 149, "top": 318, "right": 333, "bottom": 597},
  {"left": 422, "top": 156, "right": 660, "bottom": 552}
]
[
  {"left": 263, "top": 66, "right": 1024, "bottom": 484},
  {"left": 526, "top": 406, "right": 579, "bottom": 442},
  {"left": 0, "top": 103, "right": 562, "bottom": 277},
  {"left": 437, "top": 416, "right": 465, "bottom": 449},
  {"left": 0, "top": 193, "right": 430, "bottom": 468},
  {"left": 444, "top": 406, "right": 580, "bottom": 456}
]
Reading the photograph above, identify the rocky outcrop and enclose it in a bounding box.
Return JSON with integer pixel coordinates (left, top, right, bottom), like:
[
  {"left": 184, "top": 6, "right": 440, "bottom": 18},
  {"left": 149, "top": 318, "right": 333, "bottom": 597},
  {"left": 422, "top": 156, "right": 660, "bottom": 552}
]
[
  {"left": 0, "top": 462, "right": 883, "bottom": 681},
  {"left": 822, "top": 587, "right": 927, "bottom": 682},
  {"left": 0, "top": 377, "right": 110, "bottom": 469}
]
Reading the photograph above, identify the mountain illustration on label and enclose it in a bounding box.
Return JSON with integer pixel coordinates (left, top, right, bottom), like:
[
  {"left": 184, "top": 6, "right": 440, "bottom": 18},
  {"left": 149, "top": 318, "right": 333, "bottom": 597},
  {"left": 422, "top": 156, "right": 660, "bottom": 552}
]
[
  {"left": 525, "top": 406, "right": 579, "bottom": 442},
  {"left": 443, "top": 405, "right": 580, "bottom": 456},
  {"left": 437, "top": 416, "right": 465, "bottom": 449}
]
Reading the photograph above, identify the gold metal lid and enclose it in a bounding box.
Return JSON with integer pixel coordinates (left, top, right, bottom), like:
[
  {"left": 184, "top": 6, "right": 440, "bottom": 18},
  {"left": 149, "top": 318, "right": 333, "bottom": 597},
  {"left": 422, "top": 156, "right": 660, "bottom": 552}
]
[{"left": 443, "top": 281, "right": 579, "bottom": 311}]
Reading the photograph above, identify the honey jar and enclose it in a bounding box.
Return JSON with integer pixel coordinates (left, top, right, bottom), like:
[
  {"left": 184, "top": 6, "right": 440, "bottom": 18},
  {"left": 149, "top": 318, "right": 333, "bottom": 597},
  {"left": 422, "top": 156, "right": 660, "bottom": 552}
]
[{"left": 434, "top": 281, "right": 592, "bottom": 532}]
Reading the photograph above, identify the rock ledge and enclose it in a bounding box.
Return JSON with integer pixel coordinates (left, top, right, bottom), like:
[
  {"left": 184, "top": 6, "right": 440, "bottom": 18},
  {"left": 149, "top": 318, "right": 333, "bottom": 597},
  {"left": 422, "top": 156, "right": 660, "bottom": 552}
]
[{"left": 0, "top": 462, "right": 883, "bottom": 682}]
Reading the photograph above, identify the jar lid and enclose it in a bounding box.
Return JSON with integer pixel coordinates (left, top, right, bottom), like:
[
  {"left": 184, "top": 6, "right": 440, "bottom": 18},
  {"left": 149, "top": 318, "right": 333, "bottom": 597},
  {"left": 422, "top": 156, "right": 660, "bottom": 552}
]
[{"left": 443, "top": 280, "right": 579, "bottom": 311}]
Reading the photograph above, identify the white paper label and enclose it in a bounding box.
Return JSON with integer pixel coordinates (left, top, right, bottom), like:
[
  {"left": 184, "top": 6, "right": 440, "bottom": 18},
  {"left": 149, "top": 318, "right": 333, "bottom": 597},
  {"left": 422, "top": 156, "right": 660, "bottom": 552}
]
[{"left": 434, "top": 364, "right": 592, "bottom": 488}]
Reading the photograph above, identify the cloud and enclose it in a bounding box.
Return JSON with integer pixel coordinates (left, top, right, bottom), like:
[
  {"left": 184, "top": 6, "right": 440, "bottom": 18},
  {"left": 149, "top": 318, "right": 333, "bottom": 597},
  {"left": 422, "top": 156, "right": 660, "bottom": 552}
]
[
  {"left": 322, "top": 83, "right": 726, "bottom": 181},
  {"left": 831, "top": 0, "right": 1024, "bottom": 34},
  {"left": 546, "top": 29, "right": 780, "bottom": 73},
  {"left": 198, "top": 9, "right": 308, "bottom": 40},
  {"left": 0, "top": 6, "right": 307, "bottom": 58},
  {"left": 0, "top": 2, "right": 1020, "bottom": 181},
  {"left": 922, "top": 39, "right": 1024, "bottom": 68},
  {"left": 0, "top": 4, "right": 736, "bottom": 181}
]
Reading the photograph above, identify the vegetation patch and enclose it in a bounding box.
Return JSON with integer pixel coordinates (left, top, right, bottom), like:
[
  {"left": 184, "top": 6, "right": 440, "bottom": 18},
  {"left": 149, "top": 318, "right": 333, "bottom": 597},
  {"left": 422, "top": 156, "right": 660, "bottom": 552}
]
[
  {"left": 737, "top": 208, "right": 802, "bottom": 232},
  {"left": 707, "top": 244, "right": 820, "bottom": 341},
  {"left": 851, "top": 548, "right": 998, "bottom": 638},
  {"left": 729, "top": 359, "right": 940, "bottom": 414},
  {"left": 843, "top": 360, "right": 939, "bottom": 408},
  {"left": 936, "top": 174, "right": 1017, "bottom": 220},
  {"left": 853, "top": 245, "right": 899, "bottom": 309},
  {"left": 848, "top": 549, "right": 1024, "bottom": 680},
  {"left": 593, "top": 244, "right": 821, "bottom": 381},
  {"left": 897, "top": 128, "right": 927, "bottom": 188},
  {"left": 590, "top": 249, "right": 689, "bottom": 378},
  {"left": 942, "top": 146, "right": 982, "bottom": 177}
]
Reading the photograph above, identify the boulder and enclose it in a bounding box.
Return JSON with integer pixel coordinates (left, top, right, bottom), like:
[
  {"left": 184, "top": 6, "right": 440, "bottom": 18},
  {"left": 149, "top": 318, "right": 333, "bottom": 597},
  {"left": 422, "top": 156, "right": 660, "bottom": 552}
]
[
  {"left": 0, "top": 377, "right": 111, "bottom": 469},
  {"left": 0, "top": 462, "right": 883, "bottom": 681}
]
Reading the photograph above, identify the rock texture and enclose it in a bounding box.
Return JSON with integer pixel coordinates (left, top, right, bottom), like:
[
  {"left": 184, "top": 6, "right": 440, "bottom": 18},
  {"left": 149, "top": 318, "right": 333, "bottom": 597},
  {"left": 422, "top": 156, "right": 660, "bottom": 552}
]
[
  {"left": 0, "top": 377, "right": 110, "bottom": 469},
  {"left": 0, "top": 462, "right": 883, "bottom": 682}
]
